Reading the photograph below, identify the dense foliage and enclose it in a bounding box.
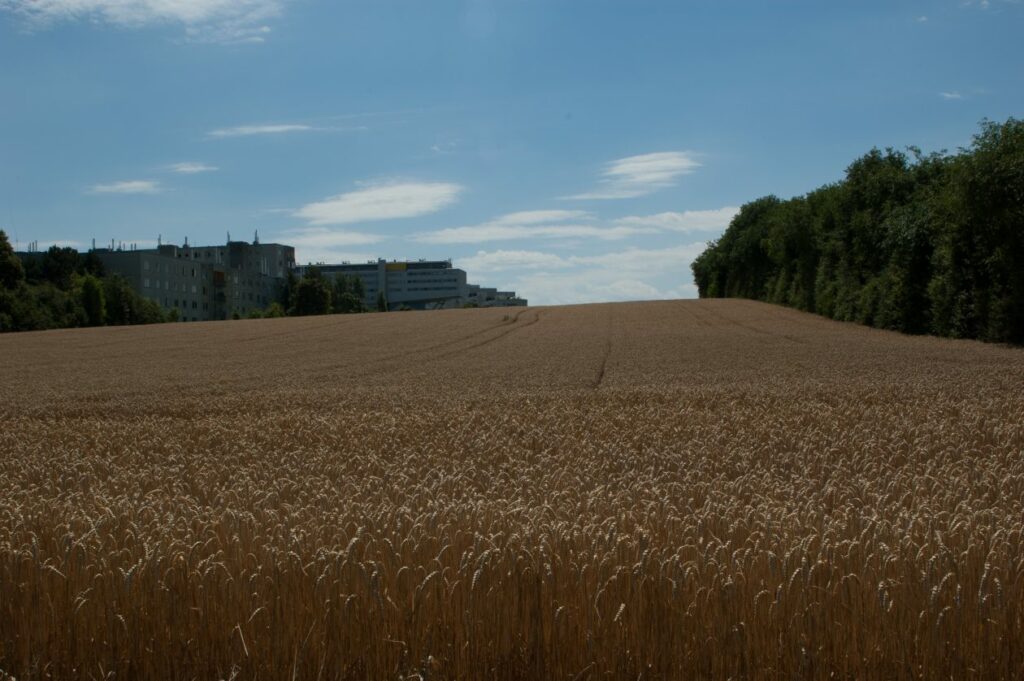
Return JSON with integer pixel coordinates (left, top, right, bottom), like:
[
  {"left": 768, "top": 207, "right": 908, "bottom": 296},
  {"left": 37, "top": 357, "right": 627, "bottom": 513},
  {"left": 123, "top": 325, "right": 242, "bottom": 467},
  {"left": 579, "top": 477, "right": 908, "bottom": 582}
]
[
  {"left": 692, "top": 118, "right": 1024, "bottom": 343},
  {"left": 274, "top": 267, "right": 369, "bottom": 317},
  {"left": 0, "top": 236, "right": 378, "bottom": 330},
  {"left": 0, "top": 234, "right": 167, "bottom": 332}
]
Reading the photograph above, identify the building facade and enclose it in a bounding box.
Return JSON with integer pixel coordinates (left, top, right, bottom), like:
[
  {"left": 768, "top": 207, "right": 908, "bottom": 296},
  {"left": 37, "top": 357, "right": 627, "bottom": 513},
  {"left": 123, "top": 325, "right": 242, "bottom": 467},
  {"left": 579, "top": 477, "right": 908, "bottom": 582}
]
[
  {"left": 299, "top": 259, "right": 527, "bottom": 310},
  {"left": 94, "top": 239, "right": 295, "bottom": 321}
]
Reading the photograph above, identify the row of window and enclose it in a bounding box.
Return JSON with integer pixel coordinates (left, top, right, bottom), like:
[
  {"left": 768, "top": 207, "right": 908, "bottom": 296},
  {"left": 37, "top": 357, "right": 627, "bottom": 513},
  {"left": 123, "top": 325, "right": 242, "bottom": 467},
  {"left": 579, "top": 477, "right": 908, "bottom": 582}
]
[{"left": 144, "top": 279, "right": 209, "bottom": 294}]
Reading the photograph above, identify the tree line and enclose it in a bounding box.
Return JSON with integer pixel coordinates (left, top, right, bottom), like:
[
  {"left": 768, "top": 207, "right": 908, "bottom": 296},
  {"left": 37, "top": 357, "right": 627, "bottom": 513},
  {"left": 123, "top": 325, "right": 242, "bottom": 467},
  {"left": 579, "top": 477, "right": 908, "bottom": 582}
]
[
  {"left": 0, "top": 234, "right": 393, "bottom": 332},
  {"left": 691, "top": 118, "right": 1024, "bottom": 344},
  {"left": 0, "top": 236, "right": 168, "bottom": 332}
]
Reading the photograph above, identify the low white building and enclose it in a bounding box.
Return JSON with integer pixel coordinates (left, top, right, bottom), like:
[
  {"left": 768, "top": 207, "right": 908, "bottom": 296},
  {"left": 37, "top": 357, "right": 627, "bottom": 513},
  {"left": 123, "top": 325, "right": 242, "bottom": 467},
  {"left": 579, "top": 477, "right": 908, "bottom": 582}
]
[{"left": 299, "top": 259, "right": 527, "bottom": 310}]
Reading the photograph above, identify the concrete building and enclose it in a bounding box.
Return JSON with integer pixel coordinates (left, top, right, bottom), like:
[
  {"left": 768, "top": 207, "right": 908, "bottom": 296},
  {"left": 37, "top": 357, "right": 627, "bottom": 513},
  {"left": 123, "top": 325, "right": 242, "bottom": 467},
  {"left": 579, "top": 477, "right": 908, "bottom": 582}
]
[
  {"left": 299, "top": 259, "right": 527, "bottom": 310},
  {"left": 94, "top": 238, "right": 295, "bottom": 321}
]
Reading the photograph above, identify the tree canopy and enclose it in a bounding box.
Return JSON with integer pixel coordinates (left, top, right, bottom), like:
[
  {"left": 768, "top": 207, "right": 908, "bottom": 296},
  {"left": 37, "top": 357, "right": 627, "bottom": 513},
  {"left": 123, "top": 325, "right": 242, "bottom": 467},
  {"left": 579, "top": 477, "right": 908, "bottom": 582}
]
[{"left": 692, "top": 118, "right": 1024, "bottom": 344}]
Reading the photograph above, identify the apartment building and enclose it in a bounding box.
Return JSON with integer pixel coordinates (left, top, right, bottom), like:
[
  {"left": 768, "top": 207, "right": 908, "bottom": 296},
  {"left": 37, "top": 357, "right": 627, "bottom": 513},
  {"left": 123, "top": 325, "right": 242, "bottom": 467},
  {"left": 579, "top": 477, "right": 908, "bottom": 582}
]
[{"left": 95, "top": 238, "right": 295, "bottom": 321}]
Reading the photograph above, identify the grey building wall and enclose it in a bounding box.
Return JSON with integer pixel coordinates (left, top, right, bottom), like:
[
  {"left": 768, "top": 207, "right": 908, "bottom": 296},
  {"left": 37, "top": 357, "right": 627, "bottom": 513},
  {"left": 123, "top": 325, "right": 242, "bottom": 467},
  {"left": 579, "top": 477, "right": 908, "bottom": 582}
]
[{"left": 95, "top": 240, "right": 295, "bottom": 321}]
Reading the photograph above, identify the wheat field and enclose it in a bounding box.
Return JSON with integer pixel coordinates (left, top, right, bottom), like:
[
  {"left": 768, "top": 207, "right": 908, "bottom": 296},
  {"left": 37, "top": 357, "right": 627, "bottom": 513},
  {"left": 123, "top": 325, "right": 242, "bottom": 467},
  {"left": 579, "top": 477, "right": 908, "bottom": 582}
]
[{"left": 1, "top": 299, "right": 1022, "bottom": 680}]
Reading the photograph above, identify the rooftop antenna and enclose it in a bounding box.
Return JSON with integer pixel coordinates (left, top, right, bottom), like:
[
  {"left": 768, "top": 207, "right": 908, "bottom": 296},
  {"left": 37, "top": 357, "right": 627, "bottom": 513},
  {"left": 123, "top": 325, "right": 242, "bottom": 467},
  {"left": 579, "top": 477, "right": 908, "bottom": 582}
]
[
  {"left": 158, "top": 234, "right": 162, "bottom": 247},
  {"left": 253, "top": 230, "right": 259, "bottom": 245},
  {"left": 227, "top": 231, "right": 231, "bottom": 243},
  {"left": 92, "top": 238, "right": 96, "bottom": 251}
]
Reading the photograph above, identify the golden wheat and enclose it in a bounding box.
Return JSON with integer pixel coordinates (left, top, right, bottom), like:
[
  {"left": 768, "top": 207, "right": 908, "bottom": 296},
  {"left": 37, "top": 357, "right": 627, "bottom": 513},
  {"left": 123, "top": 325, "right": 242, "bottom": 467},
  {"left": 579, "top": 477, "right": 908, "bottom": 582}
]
[{"left": 0, "top": 300, "right": 1022, "bottom": 680}]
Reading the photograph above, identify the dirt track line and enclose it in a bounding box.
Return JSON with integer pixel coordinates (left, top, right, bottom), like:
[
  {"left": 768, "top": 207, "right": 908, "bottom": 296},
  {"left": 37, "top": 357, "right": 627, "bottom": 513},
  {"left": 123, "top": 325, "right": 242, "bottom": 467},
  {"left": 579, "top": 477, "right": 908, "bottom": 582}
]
[
  {"left": 369, "top": 308, "right": 530, "bottom": 365},
  {"left": 592, "top": 338, "right": 611, "bottom": 389},
  {"left": 699, "top": 302, "right": 810, "bottom": 345},
  {"left": 434, "top": 311, "right": 543, "bottom": 360}
]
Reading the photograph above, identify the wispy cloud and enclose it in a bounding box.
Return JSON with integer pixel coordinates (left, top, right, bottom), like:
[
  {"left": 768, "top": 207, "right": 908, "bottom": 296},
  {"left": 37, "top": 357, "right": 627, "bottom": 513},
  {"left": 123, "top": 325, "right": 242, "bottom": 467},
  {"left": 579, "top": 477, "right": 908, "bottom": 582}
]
[
  {"left": 419, "top": 224, "right": 653, "bottom": 245},
  {"left": 939, "top": 91, "right": 964, "bottom": 100},
  {"left": 563, "top": 151, "right": 701, "bottom": 200},
  {"left": 276, "top": 228, "right": 383, "bottom": 249},
  {"left": 458, "top": 250, "right": 571, "bottom": 272},
  {"left": 272, "top": 228, "right": 383, "bottom": 264},
  {"left": 461, "top": 243, "right": 707, "bottom": 305},
  {"left": 0, "top": 0, "right": 287, "bottom": 44},
  {"left": 89, "top": 180, "right": 160, "bottom": 194},
  {"left": 169, "top": 161, "right": 218, "bottom": 174},
  {"left": 416, "top": 206, "right": 737, "bottom": 245},
  {"left": 614, "top": 207, "right": 739, "bottom": 233},
  {"left": 917, "top": 15, "right": 929, "bottom": 22},
  {"left": 415, "top": 209, "right": 654, "bottom": 244},
  {"left": 208, "top": 124, "right": 314, "bottom": 138},
  {"left": 295, "top": 181, "right": 464, "bottom": 226}
]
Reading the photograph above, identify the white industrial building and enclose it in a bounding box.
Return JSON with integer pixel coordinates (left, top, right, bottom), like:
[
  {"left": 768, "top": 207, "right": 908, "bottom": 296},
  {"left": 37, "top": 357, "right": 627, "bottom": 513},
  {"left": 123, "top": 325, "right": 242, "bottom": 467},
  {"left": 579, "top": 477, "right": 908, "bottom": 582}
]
[{"left": 300, "top": 259, "right": 526, "bottom": 310}]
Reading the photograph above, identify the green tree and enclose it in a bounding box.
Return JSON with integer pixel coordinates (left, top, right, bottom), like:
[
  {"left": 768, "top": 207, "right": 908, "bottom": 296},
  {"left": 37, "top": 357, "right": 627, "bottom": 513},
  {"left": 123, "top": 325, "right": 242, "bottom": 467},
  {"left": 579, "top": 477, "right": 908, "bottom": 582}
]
[
  {"left": 0, "top": 230, "right": 24, "bottom": 290},
  {"left": 689, "top": 117, "right": 1024, "bottom": 344},
  {"left": 292, "top": 269, "right": 333, "bottom": 316},
  {"left": 351, "top": 275, "right": 366, "bottom": 300},
  {"left": 78, "top": 274, "right": 106, "bottom": 326},
  {"left": 376, "top": 291, "right": 388, "bottom": 312},
  {"left": 40, "top": 246, "right": 81, "bottom": 289}
]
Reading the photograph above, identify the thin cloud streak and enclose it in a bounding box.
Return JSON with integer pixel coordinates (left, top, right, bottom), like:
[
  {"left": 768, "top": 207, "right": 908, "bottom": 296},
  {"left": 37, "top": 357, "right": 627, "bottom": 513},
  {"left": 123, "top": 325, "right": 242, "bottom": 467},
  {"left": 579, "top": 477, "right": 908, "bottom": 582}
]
[
  {"left": 0, "top": 0, "right": 286, "bottom": 44},
  {"left": 208, "top": 124, "right": 314, "bottom": 138},
  {"left": 295, "top": 181, "right": 464, "bottom": 226},
  {"left": 170, "top": 162, "right": 218, "bottom": 174},
  {"left": 418, "top": 224, "right": 653, "bottom": 245},
  {"left": 614, "top": 207, "right": 740, "bottom": 233},
  {"left": 415, "top": 209, "right": 653, "bottom": 244},
  {"left": 563, "top": 151, "right": 701, "bottom": 200},
  {"left": 89, "top": 180, "right": 161, "bottom": 194}
]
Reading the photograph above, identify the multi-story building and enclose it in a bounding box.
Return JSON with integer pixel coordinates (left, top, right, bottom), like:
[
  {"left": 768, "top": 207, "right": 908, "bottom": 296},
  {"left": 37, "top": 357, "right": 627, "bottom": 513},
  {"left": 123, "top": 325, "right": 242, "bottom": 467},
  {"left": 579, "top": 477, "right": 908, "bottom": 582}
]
[
  {"left": 299, "top": 258, "right": 527, "bottom": 310},
  {"left": 94, "top": 238, "right": 295, "bottom": 321}
]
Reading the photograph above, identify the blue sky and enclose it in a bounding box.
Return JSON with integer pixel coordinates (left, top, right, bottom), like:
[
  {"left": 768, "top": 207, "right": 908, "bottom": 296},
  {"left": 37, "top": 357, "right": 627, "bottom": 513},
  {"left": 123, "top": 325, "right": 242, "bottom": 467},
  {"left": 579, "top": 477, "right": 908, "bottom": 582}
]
[{"left": 1, "top": 1, "right": 1021, "bottom": 305}]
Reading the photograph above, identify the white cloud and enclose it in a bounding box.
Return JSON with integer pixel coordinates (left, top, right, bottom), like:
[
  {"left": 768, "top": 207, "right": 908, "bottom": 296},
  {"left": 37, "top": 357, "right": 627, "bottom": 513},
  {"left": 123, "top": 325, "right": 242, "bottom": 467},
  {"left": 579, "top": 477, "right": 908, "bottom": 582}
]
[
  {"left": 415, "top": 205, "right": 738, "bottom": 245},
  {"left": 0, "top": 0, "right": 286, "bottom": 43},
  {"left": 461, "top": 243, "right": 708, "bottom": 306},
  {"left": 415, "top": 208, "right": 653, "bottom": 244},
  {"left": 295, "top": 181, "right": 464, "bottom": 226},
  {"left": 570, "top": 243, "right": 708, "bottom": 271},
  {"left": 170, "top": 161, "right": 218, "bottom": 174},
  {"left": 492, "top": 210, "right": 592, "bottom": 225},
  {"left": 563, "top": 151, "right": 701, "bottom": 200},
  {"left": 458, "top": 250, "right": 571, "bottom": 272},
  {"left": 917, "top": 15, "right": 929, "bottom": 22},
  {"left": 614, "top": 207, "right": 739, "bottom": 233},
  {"left": 939, "top": 91, "right": 964, "bottom": 100},
  {"left": 89, "top": 180, "right": 160, "bottom": 194},
  {"left": 272, "top": 228, "right": 383, "bottom": 264},
  {"left": 417, "top": 223, "right": 652, "bottom": 245},
  {"left": 208, "top": 124, "right": 314, "bottom": 138},
  {"left": 278, "top": 228, "right": 383, "bottom": 249}
]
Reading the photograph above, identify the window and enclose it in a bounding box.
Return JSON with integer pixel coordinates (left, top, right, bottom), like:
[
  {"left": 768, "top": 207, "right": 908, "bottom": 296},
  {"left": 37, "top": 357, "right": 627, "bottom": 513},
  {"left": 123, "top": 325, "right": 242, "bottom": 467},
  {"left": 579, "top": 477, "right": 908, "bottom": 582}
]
[
  {"left": 191, "top": 285, "right": 197, "bottom": 293},
  {"left": 143, "top": 260, "right": 150, "bottom": 271},
  {"left": 143, "top": 278, "right": 150, "bottom": 288}
]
